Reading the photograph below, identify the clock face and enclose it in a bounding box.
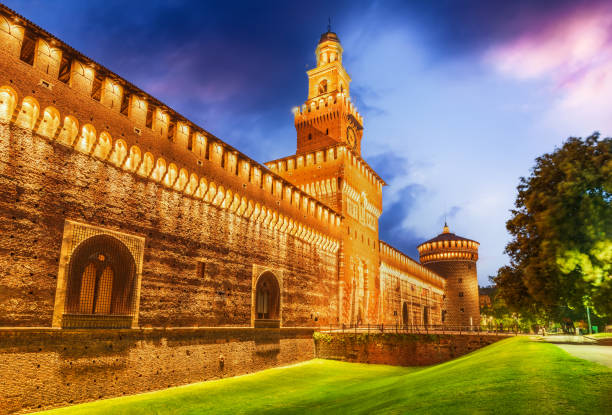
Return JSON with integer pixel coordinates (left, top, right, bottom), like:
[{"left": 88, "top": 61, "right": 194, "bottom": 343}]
[{"left": 347, "top": 127, "right": 357, "bottom": 149}]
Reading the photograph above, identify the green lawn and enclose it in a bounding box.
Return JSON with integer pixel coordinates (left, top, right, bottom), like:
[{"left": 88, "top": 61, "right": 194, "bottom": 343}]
[
  {"left": 590, "top": 332, "right": 612, "bottom": 338},
  {"left": 39, "top": 337, "right": 612, "bottom": 415}
]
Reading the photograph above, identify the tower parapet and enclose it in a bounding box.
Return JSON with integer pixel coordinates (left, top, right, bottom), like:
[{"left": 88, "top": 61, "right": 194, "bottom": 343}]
[
  {"left": 418, "top": 223, "right": 479, "bottom": 263},
  {"left": 417, "top": 223, "right": 480, "bottom": 327},
  {"left": 293, "top": 93, "right": 363, "bottom": 126}
]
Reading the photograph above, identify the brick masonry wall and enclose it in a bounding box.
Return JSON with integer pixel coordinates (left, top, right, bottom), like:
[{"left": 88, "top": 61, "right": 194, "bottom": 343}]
[
  {"left": 0, "top": 123, "right": 339, "bottom": 328},
  {"left": 423, "top": 260, "right": 480, "bottom": 327},
  {"left": 0, "top": 327, "right": 315, "bottom": 414},
  {"left": 314, "top": 332, "right": 507, "bottom": 366}
]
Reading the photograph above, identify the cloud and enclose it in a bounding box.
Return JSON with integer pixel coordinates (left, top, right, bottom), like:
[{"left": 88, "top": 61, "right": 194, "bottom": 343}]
[
  {"left": 378, "top": 184, "right": 428, "bottom": 259},
  {"left": 485, "top": 4, "right": 612, "bottom": 134}
]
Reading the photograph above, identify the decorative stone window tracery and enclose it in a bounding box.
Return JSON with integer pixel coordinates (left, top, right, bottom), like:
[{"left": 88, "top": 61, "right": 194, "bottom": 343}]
[{"left": 52, "top": 221, "right": 145, "bottom": 329}]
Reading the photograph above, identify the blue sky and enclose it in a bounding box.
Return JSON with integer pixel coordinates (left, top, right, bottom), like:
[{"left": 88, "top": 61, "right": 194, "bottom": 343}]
[{"left": 6, "top": 0, "right": 611, "bottom": 284}]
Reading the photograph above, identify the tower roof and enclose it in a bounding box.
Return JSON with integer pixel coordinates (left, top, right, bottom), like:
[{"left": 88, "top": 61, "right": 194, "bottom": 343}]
[
  {"left": 319, "top": 31, "right": 340, "bottom": 44},
  {"left": 419, "top": 223, "right": 478, "bottom": 246},
  {"left": 417, "top": 223, "right": 480, "bottom": 264}
]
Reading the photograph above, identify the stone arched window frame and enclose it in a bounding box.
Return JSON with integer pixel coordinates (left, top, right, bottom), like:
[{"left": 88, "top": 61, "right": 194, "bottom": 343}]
[
  {"left": 251, "top": 265, "right": 283, "bottom": 328},
  {"left": 52, "top": 220, "right": 145, "bottom": 329},
  {"left": 64, "top": 234, "right": 136, "bottom": 315}
]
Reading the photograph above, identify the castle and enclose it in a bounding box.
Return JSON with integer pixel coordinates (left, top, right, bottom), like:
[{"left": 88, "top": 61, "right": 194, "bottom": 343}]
[
  {"left": 0, "top": 5, "right": 480, "bottom": 331},
  {"left": 0, "top": 5, "right": 485, "bottom": 411}
]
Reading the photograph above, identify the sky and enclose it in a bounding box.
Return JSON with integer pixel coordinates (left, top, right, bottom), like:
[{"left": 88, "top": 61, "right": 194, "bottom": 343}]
[{"left": 6, "top": 0, "right": 612, "bottom": 284}]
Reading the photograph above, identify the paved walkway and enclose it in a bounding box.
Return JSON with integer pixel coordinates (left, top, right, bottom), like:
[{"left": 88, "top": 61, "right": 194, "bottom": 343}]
[
  {"left": 555, "top": 344, "right": 612, "bottom": 368},
  {"left": 537, "top": 335, "right": 596, "bottom": 344}
]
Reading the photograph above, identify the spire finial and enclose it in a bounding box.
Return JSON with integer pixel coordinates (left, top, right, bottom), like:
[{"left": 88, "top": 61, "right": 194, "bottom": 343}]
[
  {"left": 443, "top": 218, "right": 450, "bottom": 234},
  {"left": 327, "top": 17, "right": 331, "bottom": 33}
]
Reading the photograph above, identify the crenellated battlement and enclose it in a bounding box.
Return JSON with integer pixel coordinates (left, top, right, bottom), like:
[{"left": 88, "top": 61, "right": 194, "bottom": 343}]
[
  {"left": 292, "top": 92, "right": 363, "bottom": 127},
  {"left": 0, "top": 4, "right": 342, "bottom": 252},
  {"left": 266, "top": 143, "right": 385, "bottom": 191},
  {"left": 417, "top": 226, "right": 479, "bottom": 264}
]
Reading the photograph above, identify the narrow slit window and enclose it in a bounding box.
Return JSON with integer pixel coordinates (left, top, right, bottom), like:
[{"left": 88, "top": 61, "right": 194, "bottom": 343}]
[{"left": 196, "top": 261, "right": 206, "bottom": 278}]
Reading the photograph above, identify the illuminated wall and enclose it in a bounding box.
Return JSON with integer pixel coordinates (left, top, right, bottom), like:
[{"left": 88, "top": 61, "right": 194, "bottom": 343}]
[{"left": 0, "top": 5, "right": 449, "bottom": 330}]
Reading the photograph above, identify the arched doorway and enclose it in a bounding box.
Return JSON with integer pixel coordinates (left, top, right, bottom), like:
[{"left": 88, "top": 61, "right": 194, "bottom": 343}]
[
  {"left": 402, "top": 302, "right": 409, "bottom": 326},
  {"left": 62, "top": 234, "right": 137, "bottom": 328},
  {"left": 254, "top": 271, "right": 280, "bottom": 328}
]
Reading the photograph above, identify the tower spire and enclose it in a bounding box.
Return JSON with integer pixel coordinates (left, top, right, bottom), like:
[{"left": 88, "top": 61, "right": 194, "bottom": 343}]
[{"left": 327, "top": 17, "right": 331, "bottom": 33}]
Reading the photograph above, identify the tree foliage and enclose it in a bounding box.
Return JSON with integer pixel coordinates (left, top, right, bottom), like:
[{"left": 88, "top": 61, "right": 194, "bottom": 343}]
[{"left": 495, "top": 134, "right": 611, "bottom": 316}]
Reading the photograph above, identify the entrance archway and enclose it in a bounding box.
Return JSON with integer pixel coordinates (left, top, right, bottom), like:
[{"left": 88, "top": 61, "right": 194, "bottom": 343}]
[
  {"left": 402, "top": 302, "right": 409, "bottom": 326},
  {"left": 254, "top": 271, "right": 280, "bottom": 328},
  {"left": 423, "top": 306, "right": 429, "bottom": 326}
]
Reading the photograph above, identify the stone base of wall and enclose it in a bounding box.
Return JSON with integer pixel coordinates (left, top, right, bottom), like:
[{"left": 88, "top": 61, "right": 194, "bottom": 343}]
[
  {"left": 0, "top": 327, "right": 315, "bottom": 414},
  {"left": 314, "top": 332, "right": 509, "bottom": 366}
]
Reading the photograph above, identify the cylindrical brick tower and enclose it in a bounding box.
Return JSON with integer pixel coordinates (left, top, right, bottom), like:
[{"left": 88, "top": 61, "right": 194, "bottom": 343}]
[{"left": 417, "top": 223, "right": 480, "bottom": 328}]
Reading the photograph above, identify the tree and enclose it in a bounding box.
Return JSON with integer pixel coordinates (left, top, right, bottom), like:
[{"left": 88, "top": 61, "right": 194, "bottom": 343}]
[{"left": 495, "top": 133, "right": 611, "bottom": 317}]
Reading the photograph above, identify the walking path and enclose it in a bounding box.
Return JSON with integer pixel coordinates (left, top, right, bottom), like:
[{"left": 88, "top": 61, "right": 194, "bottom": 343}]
[
  {"left": 555, "top": 344, "right": 612, "bottom": 368},
  {"left": 537, "top": 335, "right": 596, "bottom": 344}
]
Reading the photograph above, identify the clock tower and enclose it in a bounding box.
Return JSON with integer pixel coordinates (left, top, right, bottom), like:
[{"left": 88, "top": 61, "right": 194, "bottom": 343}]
[
  {"left": 267, "top": 28, "right": 385, "bottom": 325},
  {"left": 294, "top": 30, "right": 364, "bottom": 155}
]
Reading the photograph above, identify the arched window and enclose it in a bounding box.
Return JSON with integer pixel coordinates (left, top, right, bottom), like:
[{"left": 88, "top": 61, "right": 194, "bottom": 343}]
[
  {"left": 78, "top": 254, "right": 114, "bottom": 314},
  {"left": 63, "top": 234, "right": 137, "bottom": 328},
  {"left": 255, "top": 272, "right": 280, "bottom": 324}
]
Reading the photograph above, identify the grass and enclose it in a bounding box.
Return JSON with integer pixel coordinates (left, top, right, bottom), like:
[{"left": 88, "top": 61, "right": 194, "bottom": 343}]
[
  {"left": 590, "top": 332, "right": 612, "bottom": 338},
  {"left": 39, "top": 337, "right": 612, "bottom": 415}
]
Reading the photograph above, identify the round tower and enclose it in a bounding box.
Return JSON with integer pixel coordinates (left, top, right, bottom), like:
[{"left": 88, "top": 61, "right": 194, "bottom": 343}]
[{"left": 417, "top": 223, "right": 480, "bottom": 328}]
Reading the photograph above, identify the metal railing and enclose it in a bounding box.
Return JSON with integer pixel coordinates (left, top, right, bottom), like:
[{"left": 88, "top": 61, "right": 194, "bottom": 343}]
[{"left": 317, "top": 323, "right": 518, "bottom": 336}]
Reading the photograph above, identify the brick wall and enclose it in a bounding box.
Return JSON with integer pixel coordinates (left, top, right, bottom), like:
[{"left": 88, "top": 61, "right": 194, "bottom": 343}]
[
  {"left": 314, "top": 332, "right": 507, "bottom": 366},
  {"left": 0, "top": 124, "right": 339, "bottom": 328},
  {"left": 423, "top": 260, "right": 480, "bottom": 326},
  {"left": 0, "top": 327, "right": 315, "bottom": 414}
]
